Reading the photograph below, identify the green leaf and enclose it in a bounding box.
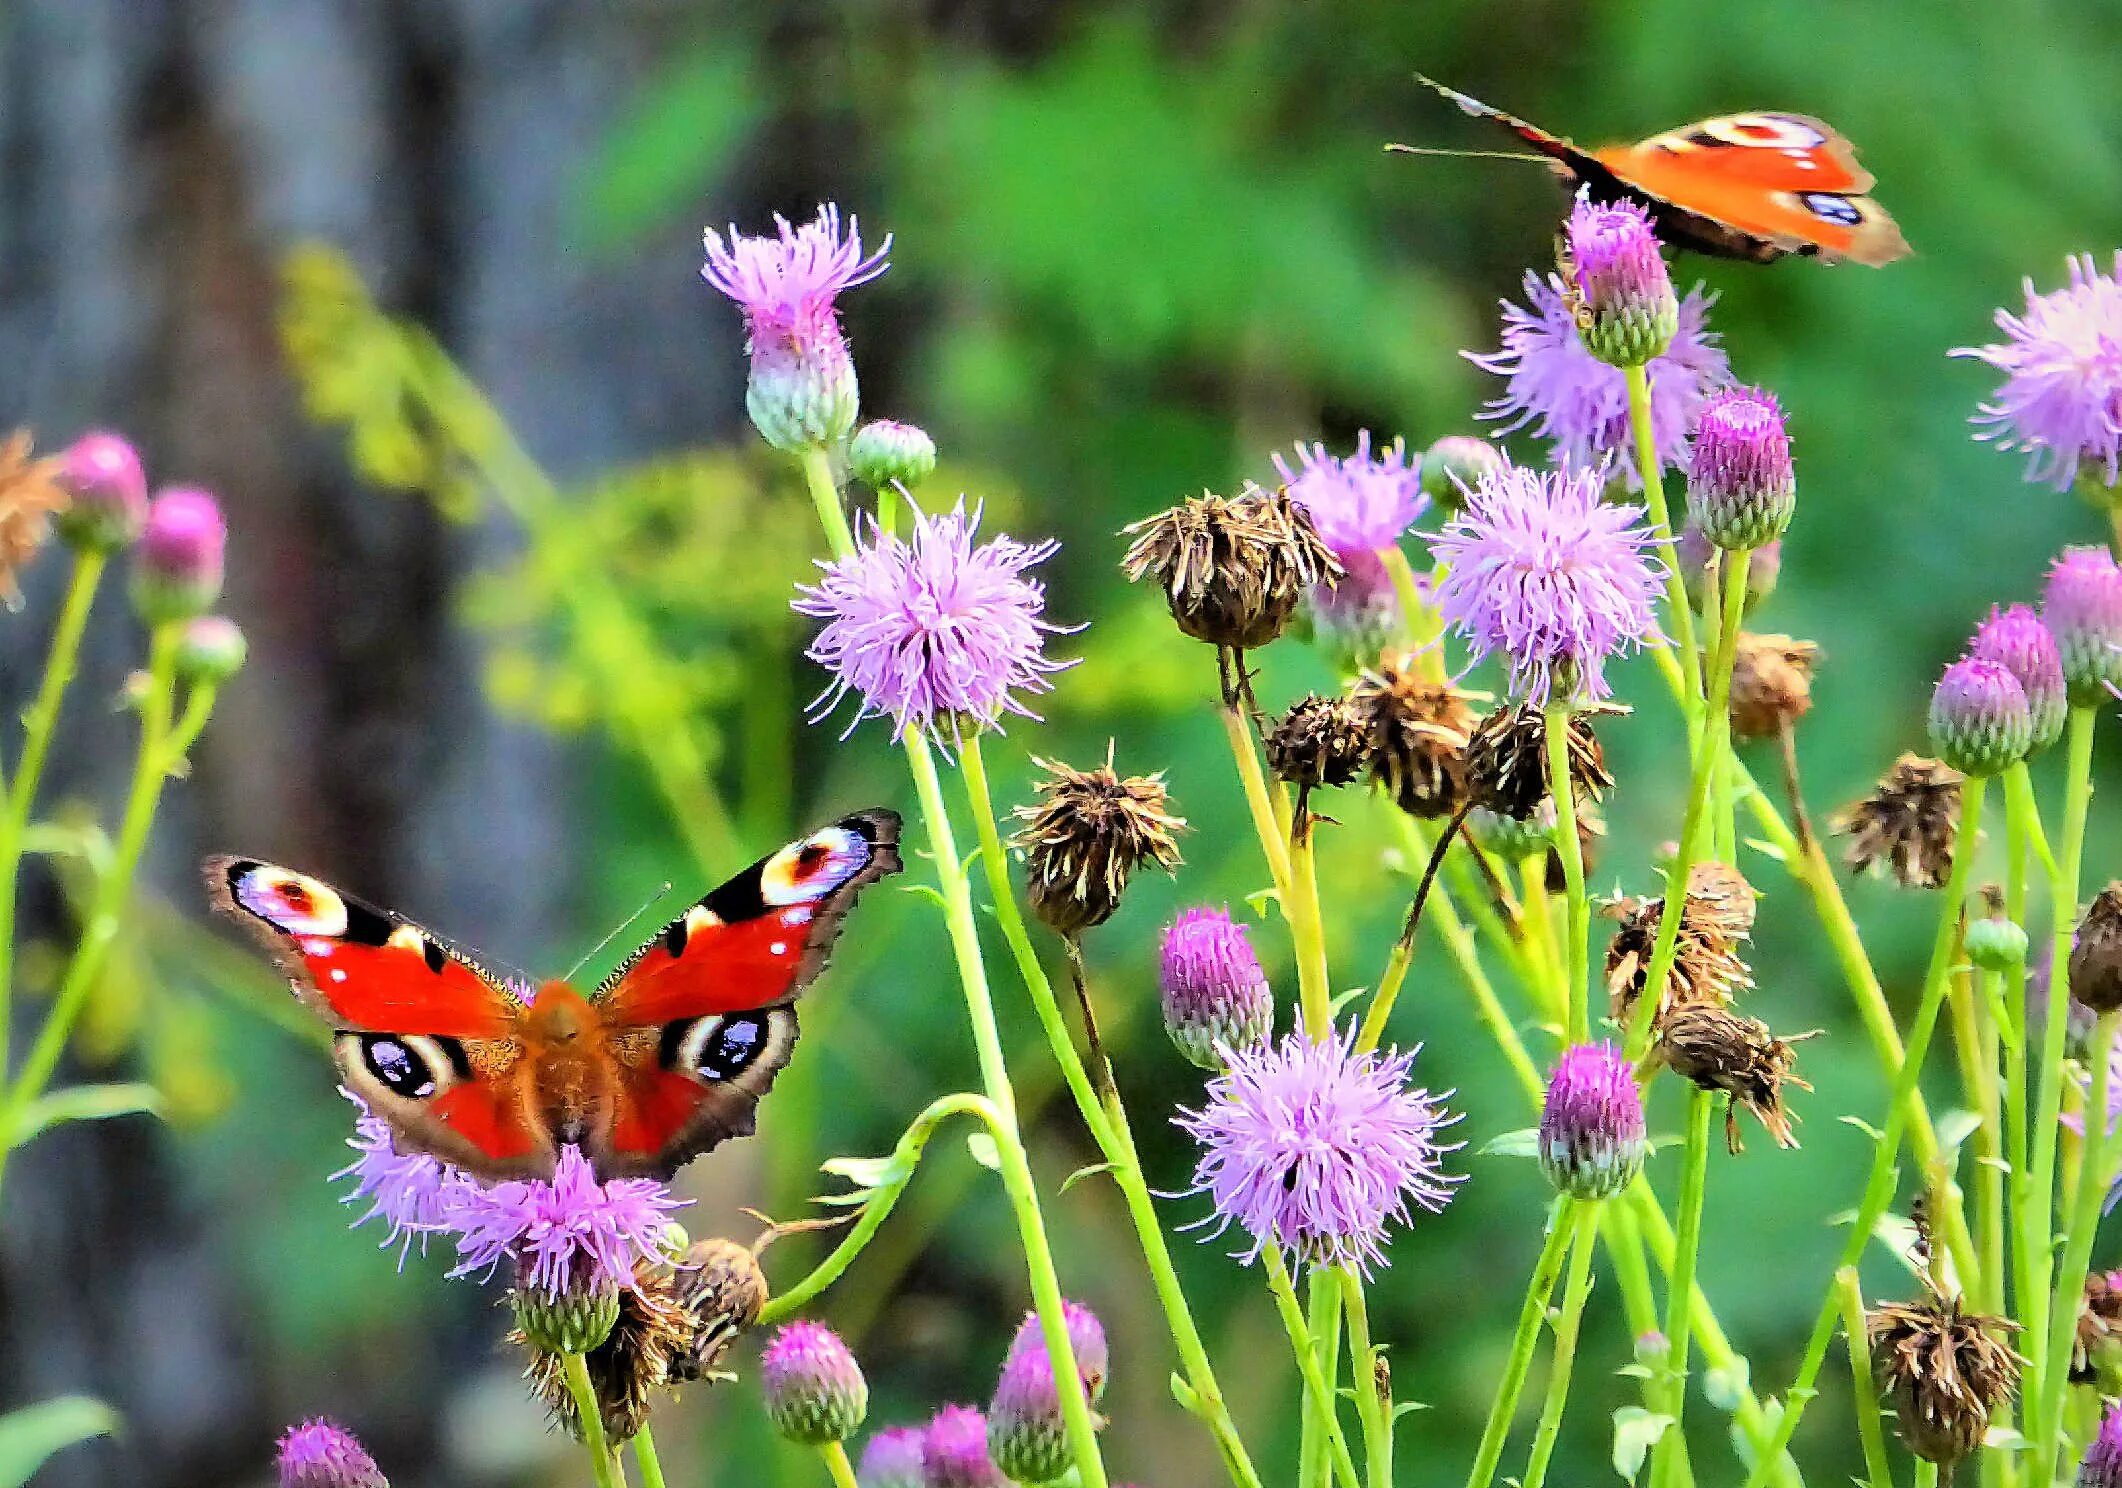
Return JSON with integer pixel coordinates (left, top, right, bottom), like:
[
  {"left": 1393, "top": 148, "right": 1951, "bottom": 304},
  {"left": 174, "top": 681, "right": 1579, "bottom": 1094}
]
[
  {"left": 1837, "top": 1114, "right": 1885, "bottom": 1142},
  {"left": 1480, "top": 1127, "right": 1541, "bottom": 1159},
  {"left": 1935, "top": 1108, "right": 1984, "bottom": 1154},
  {"left": 1610, "top": 1407, "right": 1672, "bottom": 1482},
  {"left": 1390, "top": 1400, "right": 1430, "bottom": 1421},
  {"left": 1703, "top": 1358, "right": 1752, "bottom": 1413},
  {"left": 9, "top": 1084, "right": 163, "bottom": 1149},
  {"left": 1169, "top": 1371, "right": 1202, "bottom": 1413},
  {"left": 1983, "top": 1425, "right": 2029, "bottom": 1452},
  {"left": 899, "top": 883, "right": 951, "bottom": 912},
  {"left": 1613, "top": 1362, "right": 1655, "bottom": 1380},
  {"left": 966, "top": 1131, "right": 1002, "bottom": 1172},
  {"left": 819, "top": 1153, "right": 908, "bottom": 1192},
  {"left": 0, "top": 1396, "right": 118, "bottom": 1487},
  {"left": 1061, "top": 1162, "right": 1116, "bottom": 1195},
  {"left": 1327, "top": 987, "right": 1366, "bottom": 1019}
]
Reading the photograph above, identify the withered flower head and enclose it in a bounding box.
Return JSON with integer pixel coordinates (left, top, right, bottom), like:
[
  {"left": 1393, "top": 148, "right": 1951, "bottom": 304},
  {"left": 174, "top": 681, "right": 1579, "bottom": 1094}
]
[
  {"left": 0, "top": 430, "right": 69, "bottom": 608},
  {"left": 1604, "top": 861, "right": 1757, "bottom": 1026},
  {"left": 1350, "top": 654, "right": 1476, "bottom": 819},
  {"left": 1867, "top": 1291, "right": 2023, "bottom": 1467},
  {"left": 1120, "top": 485, "right": 1341, "bottom": 650},
  {"left": 1833, "top": 754, "right": 1964, "bottom": 891},
  {"left": 1728, "top": 633, "right": 1819, "bottom": 742},
  {"left": 519, "top": 1260, "right": 699, "bottom": 1443},
  {"left": 1655, "top": 1002, "right": 1810, "bottom": 1152},
  {"left": 1265, "top": 692, "right": 1372, "bottom": 792},
  {"left": 669, "top": 1237, "right": 769, "bottom": 1383},
  {"left": 2074, "top": 1269, "right": 2122, "bottom": 1384},
  {"left": 1463, "top": 703, "right": 1615, "bottom": 822},
  {"left": 2072, "top": 884, "right": 2122, "bottom": 1014},
  {"left": 1014, "top": 754, "right": 1185, "bottom": 936}
]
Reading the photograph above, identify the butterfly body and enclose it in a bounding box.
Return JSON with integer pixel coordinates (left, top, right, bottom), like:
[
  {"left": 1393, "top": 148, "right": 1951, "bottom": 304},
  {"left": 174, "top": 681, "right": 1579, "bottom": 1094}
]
[
  {"left": 1403, "top": 75, "right": 1909, "bottom": 267},
  {"left": 207, "top": 809, "right": 902, "bottom": 1182}
]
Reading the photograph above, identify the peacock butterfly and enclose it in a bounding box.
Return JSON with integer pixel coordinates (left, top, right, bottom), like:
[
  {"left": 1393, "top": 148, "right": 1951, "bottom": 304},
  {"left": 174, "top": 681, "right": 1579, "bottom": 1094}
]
[
  {"left": 1396, "top": 75, "right": 1909, "bottom": 267},
  {"left": 206, "top": 809, "right": 901, "bottom": 1182}
]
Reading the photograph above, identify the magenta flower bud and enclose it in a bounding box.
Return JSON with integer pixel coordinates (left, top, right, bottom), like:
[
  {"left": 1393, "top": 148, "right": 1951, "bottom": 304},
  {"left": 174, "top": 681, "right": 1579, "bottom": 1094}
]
[
  {"left": 2041, "top": 546, "right": 2122, "bottom": 705},
  {"left": 1159, "top": 907, "right": 1272, "bottom": 1070},
  {"left": 1538, "top": 1042, "right": 1647, "bottom": 1199},
  {"left": 54, "top": 431, "right": 148, "bottom": 552},
  {"left": 858, "top": 1427, "right": 929, "bottom": 1488},
  {"left": 987, "top": 1349, "right": 1081, "bottom": 1484},
  {"left": 1674, "top": 524, "right": 1781, "bottom": 614},
  {"left": 1969, "top": 603, "right": 2068, "bottom": 751},
  {"left": 1688, "top": 387, "right": 1796, "bottom": 551},
  {"left": 277, "top": 1419, "right": 387, "bottom": 1488},
  {"left": 702, "top": 205, "right": 888, "bottom": 453},
  {"left": 2084, "top": 1406, "right": 2122, "bottom": 1488},
  {"left": 1565, "top": 192, "right": 1679, "bottom": 368},
  {"left": 849, "top": 420, "right": 937, "bottom": 491},
  {"left": 175, "top": 615, "right": 248, "bottom": 686},
  {"left": 1419, "top": 435, "right": 1506, "bottom": 514},
  {"left": 761, "top": 1320, "right": 869, "bottom": 1445},
  {"left": 133, "top": 486, "right": 226, "bottom": 623},
  {"left": 1928, "top": 656, "right": 2033, "bottom": 777},
  {"left": 922, "top": 1405, "right": 1007, "bottom": 1488},
  {"left": 1004, "top": 1300, "right": 1109, "bottom": 1402}
]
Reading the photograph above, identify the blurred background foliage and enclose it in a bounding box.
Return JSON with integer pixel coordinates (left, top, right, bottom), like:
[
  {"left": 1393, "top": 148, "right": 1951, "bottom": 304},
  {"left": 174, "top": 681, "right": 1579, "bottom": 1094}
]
[{"left": 3, "top": 2, "right": 2120, "bottom": 1485}]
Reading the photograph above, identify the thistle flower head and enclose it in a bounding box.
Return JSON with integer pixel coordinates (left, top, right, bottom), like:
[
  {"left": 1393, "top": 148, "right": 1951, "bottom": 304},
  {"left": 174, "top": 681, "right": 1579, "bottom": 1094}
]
[
  {"left": 1688, "top": 386, "right": 1796, "bottom": 550},
  {"left": 702, "top": 205, "right": 888, "bottom": 451},
  {"left": 1272, "top": 432, "right": 1427, "bottom": 564},
  {"left": 334, "top": 1098, "right": 479, "bottom": 1264},
  {"left": 1927, "top": 655, "right": 2033, "bottom": 777},
  {"left": 1002, "top": 1300, "right": 1109, "bottom": 1400},
  {"left": 175, "top": 615, "right": 248, "bottom": 686},
  {"left": 1538, "top": 1042, "right": 1647, "bottom": 1199},
  {"left": 2085, "top": 1404, "right": 2122, "bottom": 1487},
  {"left": 1727, "top": 633, "right": 1818, "bottom": 742},
  {"left": 1467, "top": 273, "right": 1729, "bottom": 488},
  {"left": 668, "top": 1236, "right": 770, "bottom": 1383},
  {"left": 761, "top": 1321, "right": 869, "bottom": 1444},
  {"left": 1175, "top": 1026, "right": 1462, "bottom": 1278},
  {"left": 135, "top": 485, "right": 226, "bottom": 623},
  {"left": 55, "top": 430, "right": 148, "bottom": 552},
  {"left": 987, "top": 1305, "right": 1108, "bottom": 1486},
  {"left": 1350, "top": 657, "right": 1476, "bottom": 819},
  {"left": 1604, "top": 862, "right": 1756, "bottom": 1027},
  {"left": 277, "top": 1419, "right": 387, "bottom": 1488},
  {"left": 1566, "top": 193, "right": 1680, "bottom": 367},
  {"left": 1013, "top": 754, "right": 1184, "bottom": 936},
  {"left": 450, "top": 1147, "right": 684, "bottom": 1305},
  {"left": 1868, "top": 1291, "right": 2023, "bottom": 1466},
  {"left": 2041, "top": 545, "right": 2122, "bottom": 705},
  {"left": 1264, "top": 692, "right": 1372, "bottom": 792},
  {"left": 518, "top": 1259, "right": 696, "bottom": 1444},
  {"left": 1121, "top": 486, "right": 1340, "bottom": 651},
  {"left": 849, "top": 419, "right": 938, "bottom": 491},
  {"left": 0, "top": 431, "right": 69, "bottom": 608},
  {"left": 1954, "top": 252, "right": 2122, "bottom": 492},
  {"left": 1656, "top": 1003, "right": 1810, "bottom": 1153},
  {"left": 1970, "top": 603, "right": 2068, "bottom": 752},
  {"left": 1834, "top": 754, "right": 1965, "bottom": 890},
  {"left": 858, "top": 1427, "right": 930, "bottom": 1488},
  {"left": 1419, "top": 435, "right": 1506, "bottom": 513},
  {"left": 1429, "top": 459, "right": 1666, "bottom": 706},
  {"left": 1159, "top": 906, "right": 1273, "bottom": 1070},
  {"left": 793, "top": 501, "right": 1074, "bottom": 747},
  {"left": 922, "top": 1406, "right": 1007, "bottom": 1488}
]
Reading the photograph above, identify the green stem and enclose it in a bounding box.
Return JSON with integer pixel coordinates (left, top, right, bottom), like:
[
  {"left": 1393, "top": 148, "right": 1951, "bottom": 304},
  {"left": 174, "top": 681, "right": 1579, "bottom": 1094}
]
[
  {"left": 1625, "top": 360, "right": 1703, "bottom": 719},
  {"left": 1651, "top": 1089, "right": 1716, "bottom": 1488},
  {"left": 0, "top": 549, "right": 107, "bottom": 1076},
  {"left": 633, "top": 1428, "right": 670, "bottom": 1488},
  {"left": 1339, "top": 1269, "right": 1392, "bottom": 1488},
  {"left": 1287, "top": 818, "right": 1334, "bottom": 1038},
  {"left": 1465, "top": 1198, "right": 1579, "bottom": 1488},
  {"left": 1836, "top": 1268, "right": 1894, "bottom": 1488},
  {"left": 1740, "top": 774, "right": 1989, "bottom": 1488},
  {"left": 1301, "top": 1269, "right": 1345, "bottom": 1488},
  {"left": 1221, "top": 704, "right": 1294, "bottom": 898},
  {"left": 818, "top": 1440, "right": 859, "bottom": 1488},
  {"left": 559, "top": 1351, "right": 622, "bottom": 1488},
  {"left": 1542, "top": 702, "right": 1590, "bottom": 1042},
  {"left": 1262, "top": 1245, "right": 1363, "bottom": 1488},
  {"left": 1520, "top": 1202, "right": 1600, "bottom": 1488},
  {"left": 2038, "top": 1005, "right": 2119, "bottom": 1484}
]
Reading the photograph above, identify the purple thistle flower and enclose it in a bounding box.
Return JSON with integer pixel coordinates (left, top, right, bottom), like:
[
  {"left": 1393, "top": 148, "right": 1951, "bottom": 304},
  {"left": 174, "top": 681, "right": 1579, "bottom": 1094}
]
[
  {"left": 277, "top": 1418, "right": 386, "bottom": 1488},
  {"left": 2085, "top": 1404, "right": 2122, "bottom": 1488},
  {"left": 1159, "top": 906, "right": 1273, "bottom": 1070},
  {"left": 1272, "top": 432, "right": 1428, "bottom": 563},
  {"left": 446, "top": 1146, "right": 683, "bottom": 1299},
  {"left": 923, "top": 1405, "right": 1007, "bottom": 1488},
  {"left": 702, "top": 205, "right": 890, "bottom": 452},
  {"left": 793, "top": 501, "right": 1075, "bottom": 746},
  {"left": 1538, "top": 1042, "right": 1647, "bottom": 1200},
  {"left": 1428, "top": 458, "right": 1667, "bottom": 706},
  {"left": 2041, "top": 545, "right": 2122, "bottom": 705},
  {"left": 1927, "top": 656, "right": 2032, "bottom": 778},
  {"left": 1688, "top": 386, "right": 1796, "bottom": 550},
  {"left": 1566, "top": 192, "right": 1680, "bottom": 368},
  {"left": 761, "top": 1320, "right": 869, "bottom": 1444},
  {"left": 1174, "top": 1025, "right": 1462, "bottom": 1278},
  {"left": 1004, "top": 1299, "right": 1109, "bottom": 1400},
  {"left": 859, "top": 1427, "right": 929, "bottom": 1488},
  {"left": 1954, "top": 252, "right": 2122, "bottom": 492},
  {"left": 334, "top": 1095, "right": 479, "bottom": 1265},
  {"left": 1467, "top": 272, "right": 1729, "bottom": 488},
  {"left": 1970, "top": 603, "right": 2068, "bottom": 751}
]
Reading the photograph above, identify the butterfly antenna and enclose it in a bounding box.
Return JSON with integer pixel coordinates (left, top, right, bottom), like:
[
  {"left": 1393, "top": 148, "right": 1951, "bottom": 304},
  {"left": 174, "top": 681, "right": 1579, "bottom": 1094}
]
[
  {"left": 562, "top": 880, "right": 676, "bottom": 983},
  {"left": 1383, "top": 144, "right": 1550, "bottom": 164}
]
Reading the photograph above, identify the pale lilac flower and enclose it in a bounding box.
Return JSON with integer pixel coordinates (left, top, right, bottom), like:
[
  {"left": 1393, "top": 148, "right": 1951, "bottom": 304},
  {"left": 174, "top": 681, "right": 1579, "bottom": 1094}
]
[
  {"left": 702, "top": 205, "right": 890, "bottom": 451},
  {"left": 1175, "top": 1025, "right": 1461, "bottom": 1278},
  {"left": 793, "top": 501, "right": 1075, "bottom": 745},
  {"left": 1428, "top": 458, "right": 1667, "bottom": 705},
  {"left": 334, "top": 1096, "right": 478, "bottom": 1264},
  {"left": 445, "top": 1146, "right": 683, "bottom": 1298},
  {"left": 1954, "top": 252, "right": 2122, "bottom": 491},
  {"left": 1467, "top": 272, "right": 1729, "bottom": 487},
  {"left": 277, "top": 1419, "right": 386, "bottom": 1488},
  {"left": 1273, "top": 433, "right": 1427, "bottom": 562}
]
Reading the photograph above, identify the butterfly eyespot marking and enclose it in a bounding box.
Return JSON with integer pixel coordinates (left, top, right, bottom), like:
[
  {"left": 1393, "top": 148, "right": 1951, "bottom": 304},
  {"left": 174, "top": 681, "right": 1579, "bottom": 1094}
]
[
  {"left": 385, "top": 923, "right": 449, "bottom": 974},
  {"left": 660, "top": 1010, "right": 790, "bottom": 1083},
  {"left": 759, "top": 828, "right": 870, "bottom": 907},
  {"left": 1699, "top": 115, "right": 1826, "bottom": 150},
  {"left": 344, "top": 1032, "right": 466, "bottom": 1100},
  {"left": 234, "top": 866, "right": 351, "bottom": 937},
  {"left": 1794, "top": 192, "right": 1866, "bottom": 226}
]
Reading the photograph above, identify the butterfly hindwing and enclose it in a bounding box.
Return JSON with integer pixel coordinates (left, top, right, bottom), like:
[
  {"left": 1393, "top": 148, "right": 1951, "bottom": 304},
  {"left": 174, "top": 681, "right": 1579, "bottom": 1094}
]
[
  {"left": 204, "top": 856, "right": 552, "bottom": 1176},
  {"left": 588, "top": 809, "right": 903, "bottom": 1177}
]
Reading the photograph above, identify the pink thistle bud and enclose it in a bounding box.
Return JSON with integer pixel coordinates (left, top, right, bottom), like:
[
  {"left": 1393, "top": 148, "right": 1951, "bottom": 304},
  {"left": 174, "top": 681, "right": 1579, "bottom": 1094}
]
[
  {"left": 55, "top": 431, "right": 148, "bottom": 552},
  {"left": 858, "top": 1426, "right": 928, "bottom": 1488},
  {"left": 1688, "top": 387, "right": 1796, "bottom": 551},
  {"left": 134, "top": 486, "right": 225, "bottom": 623},
  {"left": 276, "top": 1418, "right": 387, "bottom": 1488},
  {"left": 175, "top": 615, "right": 248, "bottom": 686},
  {"left": 922, "top": 1405, "right": 1007, "bottom": 1488},
  {"left": 1566, "top": 191, "right": 1679, "bottom": 368},
  {"left": 1928, "top": 656, "right": 2033, "bottom": 778},
  {"left": 1538, "top": 1042, "right": 1647, "bottom": 1199},
  {"left": 1158, "top": 907, "right": 1271, "bottom": 1070},
  {"left": 2041, "top": 546, "right": 2122, "bottom": 705},
  {"left": 761, "top": 1320, "right": 868, "bottom": 1445},
  {"left": 1969, "top": 603, "right": 2067, "bottom": 752}
]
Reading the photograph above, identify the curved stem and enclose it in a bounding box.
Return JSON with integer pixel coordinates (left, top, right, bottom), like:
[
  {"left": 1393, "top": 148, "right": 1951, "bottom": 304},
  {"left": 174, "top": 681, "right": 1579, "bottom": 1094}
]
[
  {"left": 1221, "top": 703, "right": 1294, "bottom": 897},
  {"left": 818, "top": 1441, "right": 860, "bottom": 1488},
  {"left": 1465, "top": 1198, "right": 1578, "bottom": 1488},
  {"left": 1835, "top": 1269, "right": 1894, "bottom": 1488},
  {"left": 1651, "top": 1089, "right": 1716, "bottom": 1488},
  {"left": 1625, "top": 361, "right": 1702, "bottom": 720},
  {"left": 1339, "top": 1269, "right": 1392, "bottom": 1488},
  {"left": 1542, "top": 704, "right": 1589, "bottom": 1042},
  {"left": 559, "top": 1351, "right": 622, "bottom": 1488},
  {"left": 1520, "top": 1203, "right": 1600, "bottom": 1488},
  {"left": 1262, "top": 1245, "right": 1363, "bottom": 1488},
  {"left": 632, "top": 1428, "right": 671, "bottom": 1488}
]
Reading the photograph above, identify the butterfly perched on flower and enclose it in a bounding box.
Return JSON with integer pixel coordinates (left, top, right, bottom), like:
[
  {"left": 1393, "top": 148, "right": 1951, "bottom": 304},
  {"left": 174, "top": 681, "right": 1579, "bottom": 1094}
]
[
  {"left": 1395, "top": 75, "right": 1909, "bottom": 267},
  {"left": 206, "top": 810, "right": 901, "bottom": 1181}
]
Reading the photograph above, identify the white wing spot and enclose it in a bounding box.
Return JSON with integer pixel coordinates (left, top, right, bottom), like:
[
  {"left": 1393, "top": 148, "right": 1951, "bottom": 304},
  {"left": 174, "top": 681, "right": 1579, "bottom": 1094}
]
[
  {"left": 330, "top": 968, "right": 348, "bottom": 983},
  {"left": 769, "top": 941, "right": 788, "bottom": 957}
]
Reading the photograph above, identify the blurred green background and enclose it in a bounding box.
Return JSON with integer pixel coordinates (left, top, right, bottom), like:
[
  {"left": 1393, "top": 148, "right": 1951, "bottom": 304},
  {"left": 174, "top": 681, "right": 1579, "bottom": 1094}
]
[{"left": 2, "top": 1, "right": 2119, "bottom": 1485}]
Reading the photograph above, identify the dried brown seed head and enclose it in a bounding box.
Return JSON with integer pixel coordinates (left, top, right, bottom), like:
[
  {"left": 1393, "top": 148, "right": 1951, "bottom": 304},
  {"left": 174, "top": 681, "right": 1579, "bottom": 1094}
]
[
  {"left": 1120, "top": 486, "right": 1341, "bottom": 650},
  {"left": 1463, "top": 703, "right": 1615, "bottom": 822},
  {"left": 2074, "top": 1269, "right": 2122, "bottom": 1383},
  {"left": 1655, "top": 1003, "right": 1810, "bottom": 1152},
  {"left": 1866, "top": 1293, "right": 2023, "bottom": 1466},
  {"left": 2072, "top": 883, "right": 2122, "bottom": 1013},
  {"left": 0, "top": 431, "right": 69, "bottom": 608},
  {"left": 1833, "top": 753, "right": 1964, "bottom": 890},
  {"left": 1350, "top": 655, "right": 1476, "bottom": 819},
  {"left": 1265, "top": 692, "right": 1373, "bottom": 791},
  {"left": 1603, "top": 862, "right": 1757, "bottom": 1027},
  {"left": 1728, "top": 633, "right": 1819, "bottom": 742},
  {"left": 1014, "top": 754, "right": 1185, "bottom": 936},
  {"left": 518, "top": 1263, "right": 699, "bottom": 1443},
  {"left": 670, "top": 1237, "right": 769, "bottom": 1383}
]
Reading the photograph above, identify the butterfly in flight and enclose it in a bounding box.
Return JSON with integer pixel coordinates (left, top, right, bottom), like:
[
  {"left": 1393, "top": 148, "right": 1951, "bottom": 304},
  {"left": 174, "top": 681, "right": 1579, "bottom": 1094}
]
[
  {"left": 206, "top": 809, "right": 901, "bottom": 1182},
  {"left": 1395, "top": 74, "right": 1909, "bottom": 267}
]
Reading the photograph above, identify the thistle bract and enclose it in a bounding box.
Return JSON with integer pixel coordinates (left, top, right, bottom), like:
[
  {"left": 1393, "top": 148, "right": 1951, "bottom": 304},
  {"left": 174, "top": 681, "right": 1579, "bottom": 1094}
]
[
  {"left": 1927, "top": 655, "right": 2032, "bottom": 777},
  {"left": 761, "top": 1320, "right": 869, "bottom": 1445},
  {"left": 1538, "top": 1042, "right": 1647, "bottom": 1199},
  {"left": 1970, "top": 602, "right": 2067, "bottom": 751},
  {"left": 2040, "top": 545, "right": 2122, "bottom": 704},
  {"left": 1688, "top": 386, "right": 1796, "bottom": 550},
  {"left": 1566, "top": 193, "right": 1680, "bottom": 368},
  {"left": 850, "top": 419, "right": 937, "bottom": 490},
  {"left": 55, "top": 430, "right": 147, "bottom": 552}
]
